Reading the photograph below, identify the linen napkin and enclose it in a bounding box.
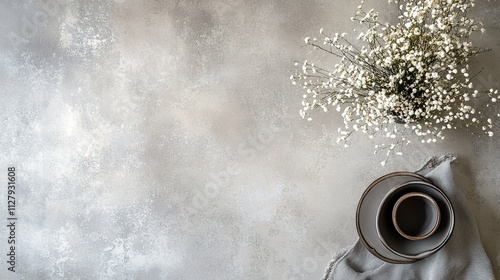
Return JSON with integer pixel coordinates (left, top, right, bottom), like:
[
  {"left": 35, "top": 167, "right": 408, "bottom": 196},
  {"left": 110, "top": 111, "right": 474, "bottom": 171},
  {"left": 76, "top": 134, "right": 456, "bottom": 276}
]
[{"left": 322, "top": 155, "right": 495, "bottom": 280}]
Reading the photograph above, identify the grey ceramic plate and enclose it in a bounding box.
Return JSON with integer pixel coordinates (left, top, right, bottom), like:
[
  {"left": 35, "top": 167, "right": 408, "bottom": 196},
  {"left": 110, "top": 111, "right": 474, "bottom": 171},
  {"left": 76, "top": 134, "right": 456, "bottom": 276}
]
[
  {"left": 356, "top": 172, "right": 432, "bottom": 264},
  {"left": 376, "top": 180, "right": 455, "bottom": 260}
]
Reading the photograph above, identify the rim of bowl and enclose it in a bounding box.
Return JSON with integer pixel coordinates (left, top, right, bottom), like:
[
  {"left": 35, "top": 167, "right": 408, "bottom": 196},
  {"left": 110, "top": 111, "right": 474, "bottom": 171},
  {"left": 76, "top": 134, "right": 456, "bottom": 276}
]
[{"left": 392, "top": 192, "right": 441, "bottom": 241}]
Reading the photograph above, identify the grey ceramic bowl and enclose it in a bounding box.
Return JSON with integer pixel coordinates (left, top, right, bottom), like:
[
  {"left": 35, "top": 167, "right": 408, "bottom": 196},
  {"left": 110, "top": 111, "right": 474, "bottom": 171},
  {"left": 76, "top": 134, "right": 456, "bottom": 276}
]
[
  {"left": 392, "top": 192, "right": 441, "bottom": 241},
  {"left": 376, "top": 180, "right": 455, "bottom": 260}
]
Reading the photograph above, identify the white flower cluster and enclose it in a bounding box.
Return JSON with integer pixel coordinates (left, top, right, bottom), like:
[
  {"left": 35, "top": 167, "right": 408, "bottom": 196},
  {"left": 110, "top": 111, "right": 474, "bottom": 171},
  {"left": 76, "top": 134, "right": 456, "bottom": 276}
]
[{"left": 291, "top": 0, "right": 498, "bottom": 164}]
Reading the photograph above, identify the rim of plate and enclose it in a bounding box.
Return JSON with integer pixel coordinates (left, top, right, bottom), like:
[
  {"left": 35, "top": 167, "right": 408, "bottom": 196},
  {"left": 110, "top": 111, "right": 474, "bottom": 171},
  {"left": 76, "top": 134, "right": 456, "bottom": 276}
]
[{"left": 355, "top": 171, "right": 432, "bottom": 264}]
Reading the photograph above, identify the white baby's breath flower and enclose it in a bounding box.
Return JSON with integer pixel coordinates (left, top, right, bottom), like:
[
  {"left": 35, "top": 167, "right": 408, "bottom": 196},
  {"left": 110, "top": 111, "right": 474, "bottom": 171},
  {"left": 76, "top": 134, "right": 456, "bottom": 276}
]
[{"left": 292, "top": 0, "right": 498, "bottom": 165}]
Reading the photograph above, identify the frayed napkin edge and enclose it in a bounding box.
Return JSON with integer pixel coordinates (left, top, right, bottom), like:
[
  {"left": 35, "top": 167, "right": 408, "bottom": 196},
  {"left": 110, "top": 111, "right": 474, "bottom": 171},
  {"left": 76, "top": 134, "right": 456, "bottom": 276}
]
[
  {"left": 321, "top": 244, "right": 354, "bottom": 280},
  {"left": 416, "top": 155, "right": 456, "bottom": 176}
]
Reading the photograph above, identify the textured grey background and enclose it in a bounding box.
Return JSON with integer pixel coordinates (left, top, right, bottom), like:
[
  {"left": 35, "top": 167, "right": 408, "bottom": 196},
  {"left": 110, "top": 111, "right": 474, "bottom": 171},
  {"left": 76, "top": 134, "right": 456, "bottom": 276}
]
[{"left": 0, "top": 0, "right": 499, "bottom": 279}]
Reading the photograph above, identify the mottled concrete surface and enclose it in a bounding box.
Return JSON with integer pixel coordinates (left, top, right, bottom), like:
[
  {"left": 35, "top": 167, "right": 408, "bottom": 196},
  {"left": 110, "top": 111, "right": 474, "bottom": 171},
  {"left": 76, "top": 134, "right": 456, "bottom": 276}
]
[{"left": 0, "top": 0, "right": 499, "bottom": 279}]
